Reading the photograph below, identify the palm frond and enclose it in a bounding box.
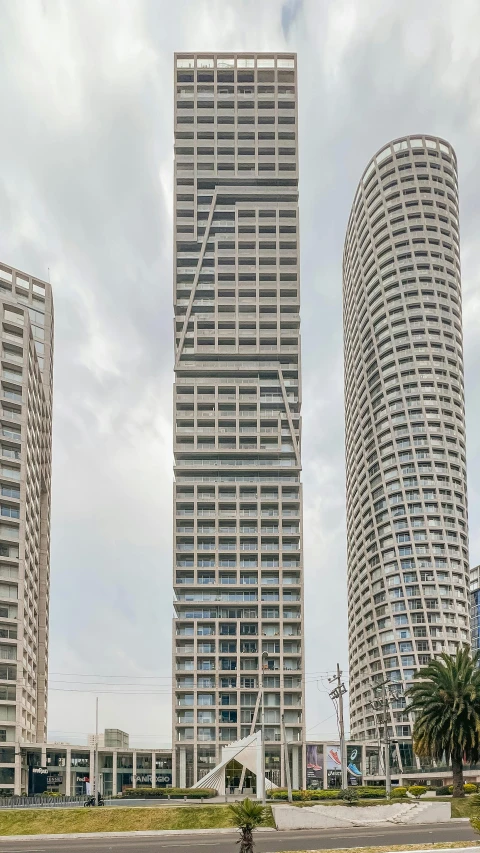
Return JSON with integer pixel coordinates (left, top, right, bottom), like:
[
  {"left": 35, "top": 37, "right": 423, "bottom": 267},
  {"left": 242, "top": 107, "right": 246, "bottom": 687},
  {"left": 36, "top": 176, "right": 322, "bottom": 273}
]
[{"left": 406, "top": 648, "right": 480, "bottom": 764}]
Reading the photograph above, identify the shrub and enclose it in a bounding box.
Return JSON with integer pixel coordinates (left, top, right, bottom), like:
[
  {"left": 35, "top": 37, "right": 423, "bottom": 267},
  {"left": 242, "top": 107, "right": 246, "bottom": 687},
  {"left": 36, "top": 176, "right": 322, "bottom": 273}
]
[
  {"left": 469, "top": 793, "right": 480, "bottom": 808},
  {"left": 309, "top": 789, "right": 341, "bottom": 800},
  {"left": 268, "top": 787, "right": 387, "bottom": 802},
  {"left": 268, "top": 788, "right": 339, "bottom": 801},
  {"left": 448, "top": 783, "right": 478, "bottom": 795},
  {"left": 408, "top": 785, "right": 427, "bottom": 798},
  {"left": 435, "top": 786, "right": 451, "bottom": 796},
  {"left": 390, "top": 786, "right": 408, "bottom": 798},
  {"left": 311, "top": 788, "right": 338, "bottom": 800},
  {"left": 339, "top": 788, "right": 359, "bottom": 805},
  {"left": 356, "top": 787, "right": 387, "bottom": 799},
  {"left": 121, "top": 787, "right": 216, "bottom": 799}
]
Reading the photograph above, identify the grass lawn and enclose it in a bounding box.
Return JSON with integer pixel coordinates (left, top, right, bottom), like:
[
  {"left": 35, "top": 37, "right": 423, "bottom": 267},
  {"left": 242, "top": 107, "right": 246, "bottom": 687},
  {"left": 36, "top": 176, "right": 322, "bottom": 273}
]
[
  {"left": 290, "top": 797, "right": 457, "bottom": 808},
  {"left": 451, "top": 797, "right": 480, "bottom": 818},
  {"left": 290, "top": 798, "right": 403, "bottom": 808},
  {"left": 0, "top": 804, "right": 274, "bottom": 836},
  {"left": 281, "top": 845, "right": 480, "bottom": 853}
]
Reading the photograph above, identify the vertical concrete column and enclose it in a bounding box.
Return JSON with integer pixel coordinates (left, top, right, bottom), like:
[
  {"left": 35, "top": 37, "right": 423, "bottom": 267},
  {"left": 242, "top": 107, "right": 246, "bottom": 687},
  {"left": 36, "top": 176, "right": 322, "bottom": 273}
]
[
  {"left": 302, "top": 742, "right": 307, "bottom": 790},
  {"left": 112, "top": 751, "right": 117, "bottom": 796},
  {"left": 65, "top": 747, "right": 71, "bottom": 796},
  {"left": 292, "top": 744, "right": 299, "bottom": 790},
  {"left": 14, "top": 745, "right": 22, "bottom": 796},
  {"left": 89, "top": 749, "right": 95, "bottom": 796},
  {"left": 132, "top": 752, "right": 137, "bottom": 789},
  {"left": 280, "top": 745, "right": 286, "bottom": 788},
  {"left": 41, "top": 745, "right": 47, "bottom": 767},
  {"left": 193, "top": 744, "right": 198, "bottom": 785},
  {"left": 152, "top": 752, "right": 156, "bottom": 788},
  {"left": 179, "top": 746, "right": 186, "bottom": 788}
]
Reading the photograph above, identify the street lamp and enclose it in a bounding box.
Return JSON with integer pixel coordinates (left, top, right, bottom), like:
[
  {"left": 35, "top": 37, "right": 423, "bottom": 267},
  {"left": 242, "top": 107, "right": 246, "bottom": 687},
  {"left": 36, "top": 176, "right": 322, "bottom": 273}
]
[
  {"left": 261, "top": 651, "right": 269, "bottom": 806},
  {"left": 369, "top": 680, "right": 404, "bottom": 798}
]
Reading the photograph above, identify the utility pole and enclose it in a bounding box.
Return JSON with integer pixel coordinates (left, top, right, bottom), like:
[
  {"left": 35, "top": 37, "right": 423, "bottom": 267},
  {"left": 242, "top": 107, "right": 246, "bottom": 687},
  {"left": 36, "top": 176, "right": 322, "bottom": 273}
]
[
  {"left": 369, "top": 680, "right": 404, "bottom": 798},
  {"left": 281, "top": 714, "right": 292, "bottom": 802},
  {"left": 382, "top": 684, "right": 391, "bottom": 798},
  {"left": 329, "top": 664, "right": 348, "bottom": 790},
  {"left": 261, "top": 652, "right": 268, "bottom": 806},
  {"left": 95, "top": 697, "right": 100, "bottom": 805}
]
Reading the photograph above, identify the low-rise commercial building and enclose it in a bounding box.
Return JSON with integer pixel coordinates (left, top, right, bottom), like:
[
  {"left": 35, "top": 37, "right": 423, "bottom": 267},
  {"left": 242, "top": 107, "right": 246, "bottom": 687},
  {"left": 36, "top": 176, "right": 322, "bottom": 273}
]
[
  {"left": 2, "top": 738, "right": 479, "bottom": 795},
  {"left": 17, "top": 743, "right": 172, "bottom": 797}
]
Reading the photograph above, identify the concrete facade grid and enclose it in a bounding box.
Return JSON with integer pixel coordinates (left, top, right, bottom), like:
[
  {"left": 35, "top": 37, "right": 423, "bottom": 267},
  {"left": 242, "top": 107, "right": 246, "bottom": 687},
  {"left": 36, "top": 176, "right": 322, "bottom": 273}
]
[
  {"left": 343, "top": 136, "right": 469, "bottom": 741},
  {"left": 172, "top": 52, "right": 305, "bottom": 789},
  {"left": 0, "top": 262, "right": 53, "bottom": 794},
  {"left": 470, "top": 565, "right": 480, "bottom": 654}
]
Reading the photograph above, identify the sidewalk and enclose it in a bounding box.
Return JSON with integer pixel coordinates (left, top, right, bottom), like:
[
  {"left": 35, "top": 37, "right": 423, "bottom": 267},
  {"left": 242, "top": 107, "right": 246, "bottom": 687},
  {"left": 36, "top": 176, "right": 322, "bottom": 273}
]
[{"left": 0, "top": 826, "right": 275, "bottom": 842}]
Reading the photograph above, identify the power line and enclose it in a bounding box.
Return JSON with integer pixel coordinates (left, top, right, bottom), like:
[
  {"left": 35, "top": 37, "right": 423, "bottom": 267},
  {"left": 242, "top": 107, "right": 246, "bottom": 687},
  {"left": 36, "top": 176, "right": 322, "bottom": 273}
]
[
  {"left": 306, "top": 712, "right": 337, "bottom": 732},
  {"left": 48, "top": 669, "right": 346, "bottom": 679}
]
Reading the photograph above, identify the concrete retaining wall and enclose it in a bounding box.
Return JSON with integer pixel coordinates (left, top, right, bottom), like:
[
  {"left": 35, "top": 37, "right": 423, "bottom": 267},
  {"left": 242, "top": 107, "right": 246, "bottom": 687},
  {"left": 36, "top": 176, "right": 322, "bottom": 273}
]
[{"left": 272, "top": 801, "right": 451, "bottom": 830}]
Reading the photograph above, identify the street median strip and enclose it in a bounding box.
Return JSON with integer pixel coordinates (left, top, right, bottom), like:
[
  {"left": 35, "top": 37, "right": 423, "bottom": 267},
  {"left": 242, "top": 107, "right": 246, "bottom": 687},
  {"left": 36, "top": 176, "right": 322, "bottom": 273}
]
[
  {"left": 0, "top": 804, "right": 274, "bottom": 836},
  {"left": 276, "top": 844, "right": 480, "bottom": 853}
]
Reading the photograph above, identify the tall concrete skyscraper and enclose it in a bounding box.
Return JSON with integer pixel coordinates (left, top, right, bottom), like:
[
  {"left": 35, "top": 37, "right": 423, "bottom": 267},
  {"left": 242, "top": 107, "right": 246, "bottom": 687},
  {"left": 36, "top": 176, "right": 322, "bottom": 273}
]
[
  {"left": 343, "top": 136, "right": 470, "bottom": 747},
  {"left": 0, "top": 262, "right": 53, "bottom": 793},
  {"left": 172, "top": 53, "right": 304, "bottom": 789}
]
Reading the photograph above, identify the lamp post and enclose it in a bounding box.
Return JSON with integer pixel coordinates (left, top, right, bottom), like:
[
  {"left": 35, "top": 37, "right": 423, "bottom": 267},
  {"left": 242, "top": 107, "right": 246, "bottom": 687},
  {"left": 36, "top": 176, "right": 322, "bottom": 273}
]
[
  {"left": 261, "top": 651, "right": 268, "bottom": 806},
  {"left": 369, "top": 680, "right": 404, "bottom": 798},
  {"left": 95, "top": 697, "right": 100, "bottom": 805}
]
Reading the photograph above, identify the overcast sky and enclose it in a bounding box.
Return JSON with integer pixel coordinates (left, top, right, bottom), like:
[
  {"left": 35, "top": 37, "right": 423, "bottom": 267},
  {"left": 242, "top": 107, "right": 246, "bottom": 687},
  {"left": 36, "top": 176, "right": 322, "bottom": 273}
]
[{"left": 0, "top": 0, "right": 479, "bottom": 748}]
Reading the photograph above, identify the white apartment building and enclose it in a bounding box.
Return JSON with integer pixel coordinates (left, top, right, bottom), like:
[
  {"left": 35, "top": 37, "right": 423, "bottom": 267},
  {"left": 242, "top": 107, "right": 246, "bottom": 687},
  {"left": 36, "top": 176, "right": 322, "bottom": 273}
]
[
  {"left": 172, "top": 52, "right": 305, "bottom": 789},
  {"left": 343, "top": 136, "right": 470, "bottom": 747},
  {"left": 0, "top": 262, "right": 53, "bottom": 794}
]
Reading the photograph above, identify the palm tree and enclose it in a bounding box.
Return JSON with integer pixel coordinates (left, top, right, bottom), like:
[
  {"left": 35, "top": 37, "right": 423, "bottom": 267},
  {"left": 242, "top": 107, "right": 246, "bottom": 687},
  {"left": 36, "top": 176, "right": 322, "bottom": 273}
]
[
  {"left": 406, "top": 648, "right": 480, "bottom": 797},
  {"left": 228, "top": 797, "right": 267, "bottom": 853}
]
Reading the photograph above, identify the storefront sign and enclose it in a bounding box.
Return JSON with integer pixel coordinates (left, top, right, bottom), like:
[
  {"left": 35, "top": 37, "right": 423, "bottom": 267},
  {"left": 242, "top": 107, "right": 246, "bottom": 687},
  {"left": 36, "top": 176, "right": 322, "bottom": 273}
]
[
  {"left": 29, "top": 766, "right": 48, "bottom": 795},
  {"left": 347, "top": 746, "right": 362, "bottom": 785},
  {"left": 326, "top": 745, "right": 341, "bottom": 770},
  {"left": 306, "top": 744, "right": 323, "bottom": 789}
]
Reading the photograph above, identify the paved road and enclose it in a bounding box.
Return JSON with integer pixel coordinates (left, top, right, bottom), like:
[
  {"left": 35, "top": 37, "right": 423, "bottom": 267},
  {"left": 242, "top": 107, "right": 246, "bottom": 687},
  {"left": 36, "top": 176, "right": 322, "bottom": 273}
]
[{"left": 0, "top": 821, "right": 476, "bottom": 852}]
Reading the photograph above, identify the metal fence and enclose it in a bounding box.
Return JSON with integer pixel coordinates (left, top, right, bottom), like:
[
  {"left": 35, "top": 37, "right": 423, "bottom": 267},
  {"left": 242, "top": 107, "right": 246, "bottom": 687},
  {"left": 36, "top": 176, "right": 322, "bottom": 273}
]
[{"left": 0, "top": 795, "right": 88, "bottom": 809}]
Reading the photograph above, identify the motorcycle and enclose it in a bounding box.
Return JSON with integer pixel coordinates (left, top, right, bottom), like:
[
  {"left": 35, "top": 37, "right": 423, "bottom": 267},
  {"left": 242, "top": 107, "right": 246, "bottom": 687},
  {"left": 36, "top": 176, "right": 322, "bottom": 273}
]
[{"left": 84, "top": 795, "right": 105, "bottom": 807}]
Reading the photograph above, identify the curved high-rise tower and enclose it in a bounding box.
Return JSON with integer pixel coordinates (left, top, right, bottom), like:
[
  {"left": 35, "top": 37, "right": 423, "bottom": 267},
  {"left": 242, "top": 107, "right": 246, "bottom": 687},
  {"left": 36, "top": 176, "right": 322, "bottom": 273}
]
[{"left": 343, "top": 135, "right": 470, "bottom": 744}]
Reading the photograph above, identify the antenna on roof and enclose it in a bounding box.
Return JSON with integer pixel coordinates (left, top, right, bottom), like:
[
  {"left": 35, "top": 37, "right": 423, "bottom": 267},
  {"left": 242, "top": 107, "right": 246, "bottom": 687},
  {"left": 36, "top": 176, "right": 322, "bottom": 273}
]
[{"left": 47, "top": 267, "right": 51, "bottom": 283}]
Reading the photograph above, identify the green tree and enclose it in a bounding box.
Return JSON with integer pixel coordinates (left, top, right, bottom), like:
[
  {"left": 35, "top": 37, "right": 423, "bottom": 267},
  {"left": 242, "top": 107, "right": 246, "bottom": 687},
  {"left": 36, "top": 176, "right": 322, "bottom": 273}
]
[
  {"left": 228, "top": 797, "right": 267, "bottom": 853},
  {"left": 406, "top": 648, "right": 480, "bottom": 798}
]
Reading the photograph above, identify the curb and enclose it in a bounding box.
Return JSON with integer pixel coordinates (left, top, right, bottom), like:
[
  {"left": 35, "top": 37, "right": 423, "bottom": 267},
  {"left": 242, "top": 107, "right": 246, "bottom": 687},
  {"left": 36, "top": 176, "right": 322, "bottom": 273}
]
[
  {"left": 0, "top": 826, "right": 276, "bottom": 842},
  {"left": 378, "top": 849, "right": 480, "bottom": 853}
]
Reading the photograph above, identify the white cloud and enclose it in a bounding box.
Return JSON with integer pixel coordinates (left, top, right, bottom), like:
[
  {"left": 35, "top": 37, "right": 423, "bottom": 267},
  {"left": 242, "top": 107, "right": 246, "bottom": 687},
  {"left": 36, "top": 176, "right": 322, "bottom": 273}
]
[{"left": 0, "top": 0, "right": 479, "bottom": 746}]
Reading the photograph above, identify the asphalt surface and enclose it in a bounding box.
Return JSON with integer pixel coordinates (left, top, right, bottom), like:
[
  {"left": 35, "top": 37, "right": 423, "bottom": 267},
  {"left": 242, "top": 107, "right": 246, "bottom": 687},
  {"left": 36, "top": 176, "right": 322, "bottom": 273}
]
[{"left": 0, "top": 821, "right": 477, "bottom": 852}]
